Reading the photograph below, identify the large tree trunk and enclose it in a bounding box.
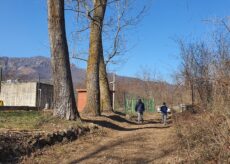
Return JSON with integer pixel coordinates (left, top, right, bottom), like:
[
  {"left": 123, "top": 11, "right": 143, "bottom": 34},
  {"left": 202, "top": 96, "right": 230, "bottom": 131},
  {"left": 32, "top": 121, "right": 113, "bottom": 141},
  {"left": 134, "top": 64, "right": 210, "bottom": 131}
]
[
  {"left": 99, "top": 49, "right": 113, "bottom": 112},
  {"left": 86, "top": 0, "right": 107, "bottom": 116},
  {"left": 47, "top": 0, "right": 80, "bottom": 120}
]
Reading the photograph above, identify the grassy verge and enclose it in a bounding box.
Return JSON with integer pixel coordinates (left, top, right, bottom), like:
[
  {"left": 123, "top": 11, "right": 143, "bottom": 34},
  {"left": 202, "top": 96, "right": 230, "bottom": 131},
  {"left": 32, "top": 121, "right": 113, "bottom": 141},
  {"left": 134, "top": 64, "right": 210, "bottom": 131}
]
[{"left": 0, "top": 110, "right": 83, "bottom": 132}]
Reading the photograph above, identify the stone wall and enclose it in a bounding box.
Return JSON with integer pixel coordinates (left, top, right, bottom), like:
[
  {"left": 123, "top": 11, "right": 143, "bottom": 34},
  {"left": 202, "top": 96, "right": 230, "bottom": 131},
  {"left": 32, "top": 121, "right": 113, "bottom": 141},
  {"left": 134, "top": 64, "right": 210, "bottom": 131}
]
[{"left": 0, "top": 126, "right": 93, "bottom": 163}]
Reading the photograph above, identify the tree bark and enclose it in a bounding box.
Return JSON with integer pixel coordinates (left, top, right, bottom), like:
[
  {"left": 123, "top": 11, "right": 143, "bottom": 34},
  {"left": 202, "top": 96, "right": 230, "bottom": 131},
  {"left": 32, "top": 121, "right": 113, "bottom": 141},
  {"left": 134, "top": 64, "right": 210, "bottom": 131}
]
[
  {"left": 86, "top": 0, "right": 107, "bottom": 116},
  {"left": 47, "top": 0, "right": 80, "bottom": 120},
  {"left": 99, "top": 47, "right": 113, "bottom": 112}
]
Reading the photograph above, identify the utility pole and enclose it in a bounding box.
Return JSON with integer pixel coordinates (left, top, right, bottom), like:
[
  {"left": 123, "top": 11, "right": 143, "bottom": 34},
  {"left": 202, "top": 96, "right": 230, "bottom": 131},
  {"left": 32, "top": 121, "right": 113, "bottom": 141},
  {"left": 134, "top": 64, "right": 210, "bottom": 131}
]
[
  {"left": 112, "top": 73, "right": 115, "bottom": 111},
  {"left": 110, "top": 73, "right": 116, "bottom": 111}
]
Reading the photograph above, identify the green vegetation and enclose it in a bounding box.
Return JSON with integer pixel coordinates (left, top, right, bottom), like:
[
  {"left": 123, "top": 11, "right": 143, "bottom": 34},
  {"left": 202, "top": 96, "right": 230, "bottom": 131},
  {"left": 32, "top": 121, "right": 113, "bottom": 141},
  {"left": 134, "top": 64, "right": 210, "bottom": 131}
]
[{"left": 0, "top": 110, "right": 83, "bottom": 131}]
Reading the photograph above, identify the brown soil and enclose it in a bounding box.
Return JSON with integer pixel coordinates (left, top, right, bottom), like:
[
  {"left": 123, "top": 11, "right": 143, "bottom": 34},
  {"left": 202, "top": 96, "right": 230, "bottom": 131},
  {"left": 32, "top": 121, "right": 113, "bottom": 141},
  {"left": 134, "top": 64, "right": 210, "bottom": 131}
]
[{"left": 22, "top": 112, "right": 179, "bottom": 164}]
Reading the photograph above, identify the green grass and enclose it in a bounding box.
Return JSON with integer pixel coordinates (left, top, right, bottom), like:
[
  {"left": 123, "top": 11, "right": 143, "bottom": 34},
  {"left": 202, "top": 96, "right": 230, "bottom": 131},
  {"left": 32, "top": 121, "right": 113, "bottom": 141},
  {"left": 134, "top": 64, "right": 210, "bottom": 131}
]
[{"left": 0, "top": 110, "right": 83, "bottom": 131}]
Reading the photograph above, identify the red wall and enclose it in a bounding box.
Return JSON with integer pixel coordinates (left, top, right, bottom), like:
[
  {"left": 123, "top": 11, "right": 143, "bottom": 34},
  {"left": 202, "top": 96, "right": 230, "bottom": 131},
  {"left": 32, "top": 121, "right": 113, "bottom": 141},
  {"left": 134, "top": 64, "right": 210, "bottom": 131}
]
[{"left": 76, "top": 89, "right": 87, "bottom": 112}]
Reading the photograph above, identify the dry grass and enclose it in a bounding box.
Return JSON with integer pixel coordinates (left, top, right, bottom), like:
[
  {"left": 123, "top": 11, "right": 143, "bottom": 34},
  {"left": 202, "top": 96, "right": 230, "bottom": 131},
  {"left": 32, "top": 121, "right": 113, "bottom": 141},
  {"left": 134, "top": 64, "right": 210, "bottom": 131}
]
[
  {"left": 0, "top": 110, "right": 83, "bottom": 132},
  {"left": 174, "top": 110, "right": 230, "bottom": 163}
]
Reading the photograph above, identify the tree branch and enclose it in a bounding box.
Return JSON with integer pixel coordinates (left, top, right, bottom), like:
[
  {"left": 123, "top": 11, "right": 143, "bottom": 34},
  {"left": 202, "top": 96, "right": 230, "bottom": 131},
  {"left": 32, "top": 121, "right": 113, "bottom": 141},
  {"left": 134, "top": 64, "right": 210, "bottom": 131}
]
[{"left": 72, "top": 56, "right": 88, "bottom": 62}]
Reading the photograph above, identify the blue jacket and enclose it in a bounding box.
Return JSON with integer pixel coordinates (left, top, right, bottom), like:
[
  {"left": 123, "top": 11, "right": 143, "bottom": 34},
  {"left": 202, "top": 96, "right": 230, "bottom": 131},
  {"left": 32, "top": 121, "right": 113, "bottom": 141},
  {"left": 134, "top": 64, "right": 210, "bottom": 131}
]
[
  {"left": 160, "top": 105, "right": 168, "bottom": 114},
  {"left": 135, "top": 101, "right": 145, "bottom": 113}
]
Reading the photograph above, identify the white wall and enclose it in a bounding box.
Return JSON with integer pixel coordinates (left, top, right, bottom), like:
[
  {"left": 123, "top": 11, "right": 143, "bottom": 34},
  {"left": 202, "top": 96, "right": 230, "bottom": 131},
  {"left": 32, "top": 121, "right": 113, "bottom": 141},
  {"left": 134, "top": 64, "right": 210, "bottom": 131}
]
[{"left": 0, "top": 82, "right": 37, "bottom": 106}]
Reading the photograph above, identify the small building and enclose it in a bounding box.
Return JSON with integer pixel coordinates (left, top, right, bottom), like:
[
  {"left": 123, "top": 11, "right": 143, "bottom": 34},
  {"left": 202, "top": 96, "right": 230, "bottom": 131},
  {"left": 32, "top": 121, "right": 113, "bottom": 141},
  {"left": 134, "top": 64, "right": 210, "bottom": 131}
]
[
  {"left": 76, "top": 89, "right": 115, "bottom": 112},
  {"left": 76, "top": 89, "right": 87, "bottom": 112},
  {"left": 0, "top": 81, "right": 53, "bottom": 109}
]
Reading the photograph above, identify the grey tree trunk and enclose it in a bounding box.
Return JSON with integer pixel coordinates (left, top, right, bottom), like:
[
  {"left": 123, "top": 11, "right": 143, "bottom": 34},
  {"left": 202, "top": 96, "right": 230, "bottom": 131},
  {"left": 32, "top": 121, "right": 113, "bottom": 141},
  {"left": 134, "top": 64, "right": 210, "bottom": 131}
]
[
  {"left": 47, "top": 0, "right": 80, "bottom": 120},
  {"left": 86, "top": 0, "right": 107, "bottom": 116}
]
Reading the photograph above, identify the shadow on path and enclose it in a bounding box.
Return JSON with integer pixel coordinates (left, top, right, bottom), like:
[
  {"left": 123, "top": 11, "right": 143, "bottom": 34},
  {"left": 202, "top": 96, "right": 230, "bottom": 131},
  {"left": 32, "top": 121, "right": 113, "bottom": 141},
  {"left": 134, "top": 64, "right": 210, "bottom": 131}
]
[
  {"left": 102, "top": 114, "right": 137, "bottom": 125},
  {"left": 69, "top": 134, "right": 155, "bottom": 164},
  {"left": 113, "top": 111, "right": 126, "bottom": 116},
  {"left": 102, "top": 113, "right": 166, "bottom": 125},
  {"left": 82, "top": 119, "right": 171, "bottom": 131},
  {"left": 69, "top": 136, "right": 134, "bottom": 163}
]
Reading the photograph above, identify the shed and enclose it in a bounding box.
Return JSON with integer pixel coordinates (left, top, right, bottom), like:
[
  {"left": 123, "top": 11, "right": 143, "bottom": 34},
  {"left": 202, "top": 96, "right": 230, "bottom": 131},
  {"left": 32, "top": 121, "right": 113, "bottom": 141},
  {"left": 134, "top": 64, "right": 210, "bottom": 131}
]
[
  {"left": 0, "top": 81, "right": 53, "bottom": 109},
  {"left": 76, "top": 89, "right": 87, "bottom": 112},
  {"left": 76, "top": 89, "right": 114, "bottom": 112}
]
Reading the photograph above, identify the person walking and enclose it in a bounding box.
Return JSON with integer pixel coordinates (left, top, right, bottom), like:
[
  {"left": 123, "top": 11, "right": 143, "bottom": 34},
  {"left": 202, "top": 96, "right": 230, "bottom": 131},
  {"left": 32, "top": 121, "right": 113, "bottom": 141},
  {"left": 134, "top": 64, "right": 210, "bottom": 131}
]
[
  {"left": 160, "top": 102, "right": 168, "bottom": 125},
  {"left": 135, "top": 98, "right": 145, "bottom": 124}
]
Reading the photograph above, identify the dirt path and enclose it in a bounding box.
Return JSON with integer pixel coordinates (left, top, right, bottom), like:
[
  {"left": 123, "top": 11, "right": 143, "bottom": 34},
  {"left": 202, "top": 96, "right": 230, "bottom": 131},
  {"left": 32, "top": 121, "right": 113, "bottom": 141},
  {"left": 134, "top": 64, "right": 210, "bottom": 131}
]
[{"left": 22, "top": 113, "right": 178, "bottom": 164}]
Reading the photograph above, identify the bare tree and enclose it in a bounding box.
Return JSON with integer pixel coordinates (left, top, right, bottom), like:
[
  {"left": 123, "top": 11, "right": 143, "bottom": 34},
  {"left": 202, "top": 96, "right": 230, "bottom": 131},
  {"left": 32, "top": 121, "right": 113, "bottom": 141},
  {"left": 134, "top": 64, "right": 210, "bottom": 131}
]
[
  {"left": 47, "top": 0, "right": 80, "bottom": 120},
  {"left": 85, "top": 0, "right": 108, "bottom": 116},
  {"left": 99, "top": 48, "right": 113, "bottom": 112},
  {"left": 201, "top": 17, "right": 230, "bottom": 108},
  {"left": 178, "top": 32, "right": 230, "bottom": 110},
  {"left": 136, "top": 66, "right": 158, "bottom": 99},
  {"left": 178, "top": 40, "right": 213, "bottom": 109},
  {"left": 66, "top": 0, "right": 149, "bottom": 114}
]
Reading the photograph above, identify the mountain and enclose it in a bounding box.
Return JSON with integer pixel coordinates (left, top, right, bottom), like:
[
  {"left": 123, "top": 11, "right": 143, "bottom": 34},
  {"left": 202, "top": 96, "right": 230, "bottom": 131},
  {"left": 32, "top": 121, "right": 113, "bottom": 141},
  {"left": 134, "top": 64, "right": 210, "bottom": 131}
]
[
  {"left": 0, "top": 56, "right": 86, "bottom": 85},
  {"left": 0, "top": 56, "right": 184, "bottom": 106}
]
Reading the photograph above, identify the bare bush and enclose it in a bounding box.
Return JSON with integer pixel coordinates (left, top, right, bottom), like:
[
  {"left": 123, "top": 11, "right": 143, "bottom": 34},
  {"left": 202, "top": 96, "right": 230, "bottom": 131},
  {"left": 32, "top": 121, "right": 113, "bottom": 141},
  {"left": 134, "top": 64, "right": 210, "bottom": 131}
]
[
  {"left": 174, "top": 111, "right": 230, "bottom": 163},
  {"left": 175, "top": 22, "right": 230, "bottom": 163}
]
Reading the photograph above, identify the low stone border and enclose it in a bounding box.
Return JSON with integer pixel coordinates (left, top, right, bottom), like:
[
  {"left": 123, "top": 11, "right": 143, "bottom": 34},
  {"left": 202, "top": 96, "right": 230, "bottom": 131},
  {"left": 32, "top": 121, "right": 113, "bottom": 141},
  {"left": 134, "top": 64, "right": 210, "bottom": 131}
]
[
  {"left": 0, "top": 126, "right": 95, "bottom": 163},
  {"left": 30, "top": 127, "right": 90, "bottom": 149}
]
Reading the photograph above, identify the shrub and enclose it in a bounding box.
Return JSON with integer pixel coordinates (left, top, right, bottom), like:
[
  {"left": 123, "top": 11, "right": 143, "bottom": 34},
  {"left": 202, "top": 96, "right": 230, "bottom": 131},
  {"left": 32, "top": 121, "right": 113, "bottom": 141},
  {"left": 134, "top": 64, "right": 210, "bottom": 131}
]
[{"left": 174, "top": 110, "right": 230, "bottom": 163}]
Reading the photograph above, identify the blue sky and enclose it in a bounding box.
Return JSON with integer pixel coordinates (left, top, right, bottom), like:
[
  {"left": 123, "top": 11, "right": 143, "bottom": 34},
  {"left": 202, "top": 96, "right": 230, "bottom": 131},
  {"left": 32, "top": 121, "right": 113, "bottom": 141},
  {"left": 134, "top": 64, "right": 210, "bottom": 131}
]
[{"left": 0, "top": 0, "right": 230, "bottom": 83}]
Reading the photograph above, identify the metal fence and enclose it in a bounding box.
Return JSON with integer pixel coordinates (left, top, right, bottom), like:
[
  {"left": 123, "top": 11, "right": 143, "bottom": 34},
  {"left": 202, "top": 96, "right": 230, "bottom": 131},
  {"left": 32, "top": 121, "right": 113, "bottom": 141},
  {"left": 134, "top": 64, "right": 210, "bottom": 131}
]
[{"left": 125, "top": 98, "right": 155, "bottom": 113}]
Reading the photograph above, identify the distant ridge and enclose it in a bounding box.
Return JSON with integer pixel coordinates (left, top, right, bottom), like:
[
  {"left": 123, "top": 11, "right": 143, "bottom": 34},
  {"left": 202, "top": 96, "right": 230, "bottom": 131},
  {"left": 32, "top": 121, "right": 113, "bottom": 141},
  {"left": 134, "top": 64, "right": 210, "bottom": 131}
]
[
  {"left": 0, "top": 56, "right": 86, "bottom": 85},
  {"left": 0, "top": 56, "right": 177, "bottom": 105}
]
